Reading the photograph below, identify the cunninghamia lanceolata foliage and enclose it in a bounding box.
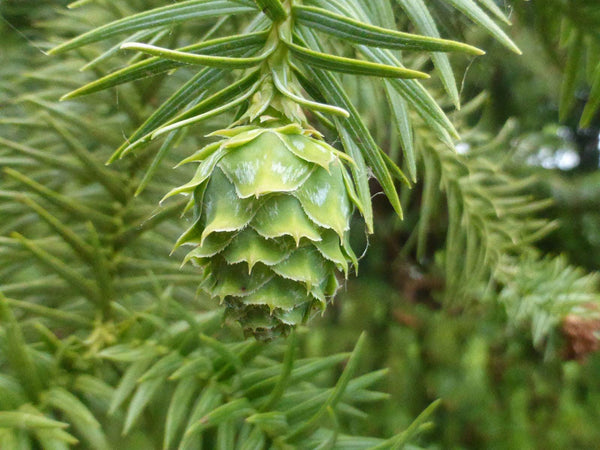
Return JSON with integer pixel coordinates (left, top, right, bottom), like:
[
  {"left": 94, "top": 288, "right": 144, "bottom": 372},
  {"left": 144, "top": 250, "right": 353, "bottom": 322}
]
[{"left": 169, "top": 122, "right": 360, "bottom": 339}]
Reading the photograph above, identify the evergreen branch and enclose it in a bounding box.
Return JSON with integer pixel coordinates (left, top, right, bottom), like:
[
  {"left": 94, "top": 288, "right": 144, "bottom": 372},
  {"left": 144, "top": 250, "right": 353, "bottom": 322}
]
[
  {"left": 0, "top": 292, "right": 44, "bottom": 400},
  {"left": 109, "top": 67, "right": 227, "bottom": 161},
  {"left": 49, "top": 0, "right": 257, "bottom": 54},
  {"left": 3, "top": 168, "right": 118, "bottom": 229},
  {"left": 61, "top": 31, "right": 268, "bottom": 99},
  {"left": 15, "top": 195, "right": 95, "bottom": 264},
  {"left": 294, "top": 5, "right": 484, "bottom": 55},
  {"left": 11, "top": 233, "right": 102, "bottom": 306},
  {"left": 494, "top": 252, "right": 600, "bottom": 350}
]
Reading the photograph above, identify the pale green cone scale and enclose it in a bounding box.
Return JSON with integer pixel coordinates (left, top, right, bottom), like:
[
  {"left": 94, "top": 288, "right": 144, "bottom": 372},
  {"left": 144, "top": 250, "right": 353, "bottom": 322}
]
[
  {"left": 181, "top": 231, "right": 234, "bottom": 257},
  {"left": 203, "top": 258, "right": 273, "bottom": 299},
  {"left": 199, "top": 168, "right": 260, "bottom": 243},
  {"left": 271, "top": 246, "right": 328, "bottom": 290},
  {"left": 295, "top": 160, "right": 351, "bottom": 238},
  {"left": 175, "top": 125, "right": 363, "bottom": 339},
  {"left": 222, "top": 228, "right": 293, "bottom": 270},
  {"left": 163, "top": 146, "right": 229, "bottom": 199},
  {"left": 280, "top": 133, "right": 336, "bottom": 169},
  {"left": 241, "top": 278, "right": 313, "bottom": 311},
  {"left": 313, "top": 229, "right": 349, "bottom": 276},
  {"left": 273, "top": 305, "right": 310, "bottom": 326},
  {"left": 219, "top": 131, "right": 314, "bottom": 198},
  {"left": 252, "top": 195, "right": 322, "bottom": 244}
]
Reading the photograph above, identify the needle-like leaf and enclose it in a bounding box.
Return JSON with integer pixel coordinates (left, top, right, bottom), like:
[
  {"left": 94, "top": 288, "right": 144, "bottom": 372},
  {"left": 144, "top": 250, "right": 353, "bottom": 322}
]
[
  {"left": 61, "top": 31, "right": 267, "bottom": 99},
  {"left": 120, "top": 39, "right": 275, "bottom": 69},
  {"left": 294, "top": 5, "right": 484, "bottom": 55},
  {"left": 50, "top": 0, "right": 257, "bottom": 54},
  {"left": 286, "top": 39, "right": 429, "bottom": 79}
]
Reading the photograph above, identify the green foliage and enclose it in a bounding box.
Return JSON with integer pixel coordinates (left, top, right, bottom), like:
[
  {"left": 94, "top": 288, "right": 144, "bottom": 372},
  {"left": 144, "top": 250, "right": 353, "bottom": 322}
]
[
  {"left": 2, "top": 0, "right": 600, "bottom": 448},
  {"left": 0, "top": 0, "right": 440, "bottom": 446},
  {"left": 0, "top": 48, "right": 427, "bottom": 448},
  {"left": 512, "top": 0, "right": 600, "bottom": 127},
  {"left": 45, "top": 0, "right": 516, "bottom": 331},
  {"left": 310, "top": 279, "right": 600, "bottom": 449}
]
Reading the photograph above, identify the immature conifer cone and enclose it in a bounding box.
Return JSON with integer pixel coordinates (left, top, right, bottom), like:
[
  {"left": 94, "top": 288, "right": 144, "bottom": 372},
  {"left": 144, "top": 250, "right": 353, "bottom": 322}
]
[{"left": 169, "top": 123, "right": 360, "bottom": 339}]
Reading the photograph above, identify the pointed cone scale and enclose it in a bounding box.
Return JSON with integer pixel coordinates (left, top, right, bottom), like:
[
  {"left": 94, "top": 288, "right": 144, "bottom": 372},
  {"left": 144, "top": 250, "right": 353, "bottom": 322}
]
[
  {"left": 200, "top": 168, "right": 260, "bottom": 243},
  {"left": 219, "top": 127, "right": 265, "bottom": 148},
  {"left": 241, "top": 277, "right": 313, "bottom": 312},
  {"left": 182, "top": 232, "right": 234, "bottom": 262},
  {"left": 323, "top": 271, "right": 340, "bottom": 297},
  {"left": 279, "top": 133, "right": 335, "bottom": 170},
  {"left": 208, "top": 125, "right": 257, "bottom": 139},
  {"left": 205, "top": 258, "right": 273, "bottom": 299},
  {"left": 223, "top": 228, "right": 293, "bottom": 271},
  {"left": 191, "top": 181, "right": 207, "bottom": 217},
  {"left": 309, "top": 282, "right": 327, "bottom": 306},
  {"left": 175, "top": 217, "right": 204, "bottom": 248},
  {"left": 251, "top": 195, "right": 321, "bottom": 244},
  {"left": 274, "top": 303, "right": 310, "bottom": 326},
  {"left": 295, "top": 160, "right": 351, "bottom": 238},
  {"left": 177, "top": 140, "right": 222, "bottom": 166},
  {"left": 273, "top": 123, "right": 305, "bottom": 135},
  {"left": 219, "top": 131, "right": 313, "bottom": 199},
  {"left": 163, "top": 147, "right": 229, "bottom": 200},
  {"left": 341, "top": 232, "right": 359, "bottom": 274},
  {"left": 313, "top": 229, "right": 349, "bottom": 276},
  {"left": 272, "top": 247, "right": 327, "bottom": 291}
]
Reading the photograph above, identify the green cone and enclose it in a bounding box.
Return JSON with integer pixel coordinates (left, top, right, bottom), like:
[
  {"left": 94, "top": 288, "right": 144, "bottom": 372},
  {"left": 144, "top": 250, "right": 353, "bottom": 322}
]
[{"left": 170, "top": 124, "right": 361, "bottom": 339}]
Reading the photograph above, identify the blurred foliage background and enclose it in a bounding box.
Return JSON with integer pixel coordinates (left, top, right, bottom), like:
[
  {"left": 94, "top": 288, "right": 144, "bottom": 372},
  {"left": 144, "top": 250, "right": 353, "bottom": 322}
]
[
  {"left": 314, "top": 1, "right": 600, "bottom": 447},
  {"left": 1, "top": 0, "right": 600, "bottom": 449}
]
